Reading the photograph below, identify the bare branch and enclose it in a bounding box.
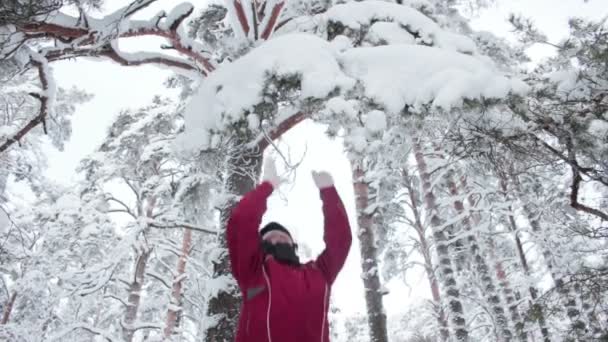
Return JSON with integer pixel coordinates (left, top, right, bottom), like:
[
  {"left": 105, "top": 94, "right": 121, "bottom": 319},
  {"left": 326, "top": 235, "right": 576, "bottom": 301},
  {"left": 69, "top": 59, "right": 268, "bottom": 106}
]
[
  {"left": 104, "top": 294, "right": 129, "bottom": 308},
  {"left": 255, "top": 111, "right": 308, "bottom": 151},
  {"left": 145, "top": 271, "right": 172, "bottom": 289},
  {"left": 148, "top": 221, "right": 217, "bottom": 235},
  {"left": 570, "top": 168, "right": 608, "bottom": 222},
  {"left": 107, "top": 197, "right": 136, "bottom": 218}
]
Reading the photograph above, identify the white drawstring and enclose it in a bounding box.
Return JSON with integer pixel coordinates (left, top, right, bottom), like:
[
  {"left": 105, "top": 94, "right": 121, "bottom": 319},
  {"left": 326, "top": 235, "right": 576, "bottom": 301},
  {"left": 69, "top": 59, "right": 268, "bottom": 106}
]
[
  {"left": 262, "top": 265, "right": 273, "bottom": 342},
  {"left": 262, "top": 264, "right": 329, "bottom": 342},
  {"left": 320, "top": 283, "right": 328, "bottom": 342}
]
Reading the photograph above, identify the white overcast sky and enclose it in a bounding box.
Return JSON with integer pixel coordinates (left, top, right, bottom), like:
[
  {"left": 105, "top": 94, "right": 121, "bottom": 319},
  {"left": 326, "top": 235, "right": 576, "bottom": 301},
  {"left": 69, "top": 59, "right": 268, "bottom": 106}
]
[{"left": 40, "top": 0, "right": 608, "bottom": 316}]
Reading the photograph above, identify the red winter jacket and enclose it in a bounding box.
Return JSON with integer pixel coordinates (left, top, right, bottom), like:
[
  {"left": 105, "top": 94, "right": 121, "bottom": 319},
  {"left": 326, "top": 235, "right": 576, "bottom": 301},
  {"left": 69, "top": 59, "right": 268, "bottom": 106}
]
[{"left": 227, "top": 181, "right": 352, "bottom": 342}]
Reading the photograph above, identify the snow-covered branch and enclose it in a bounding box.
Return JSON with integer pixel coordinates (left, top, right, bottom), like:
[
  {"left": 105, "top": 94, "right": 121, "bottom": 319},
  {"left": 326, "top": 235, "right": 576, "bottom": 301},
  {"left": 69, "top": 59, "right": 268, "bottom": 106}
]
[
  {"left": 12, "top": 1, "right": 214, "bottom": 75},
  {"left": 0, "top": 52, "right": 54, "bottom": 153}
]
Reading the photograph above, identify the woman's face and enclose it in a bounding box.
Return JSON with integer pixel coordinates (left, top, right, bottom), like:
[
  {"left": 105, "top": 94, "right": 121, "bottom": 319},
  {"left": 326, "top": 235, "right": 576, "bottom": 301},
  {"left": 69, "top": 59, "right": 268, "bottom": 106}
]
[{"left": 262, "top": 230, "right": 293, "bottom": 245}]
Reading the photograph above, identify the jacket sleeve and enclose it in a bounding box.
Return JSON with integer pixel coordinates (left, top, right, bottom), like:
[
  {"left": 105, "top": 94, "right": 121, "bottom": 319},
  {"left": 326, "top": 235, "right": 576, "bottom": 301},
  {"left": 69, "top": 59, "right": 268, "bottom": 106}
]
[
  {"left": 315, "top": 186, "right": 352, "bottom": 285},
  {"left": 227, "top": 181, "right": 274, "bottom": 288}
]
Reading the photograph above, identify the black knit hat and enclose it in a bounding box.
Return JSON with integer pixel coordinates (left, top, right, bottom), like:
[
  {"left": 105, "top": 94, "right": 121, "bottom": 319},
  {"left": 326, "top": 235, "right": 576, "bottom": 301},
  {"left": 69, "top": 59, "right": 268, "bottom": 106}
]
[{"left": 260, "top": 222, "right": 293, "bottom": 240}]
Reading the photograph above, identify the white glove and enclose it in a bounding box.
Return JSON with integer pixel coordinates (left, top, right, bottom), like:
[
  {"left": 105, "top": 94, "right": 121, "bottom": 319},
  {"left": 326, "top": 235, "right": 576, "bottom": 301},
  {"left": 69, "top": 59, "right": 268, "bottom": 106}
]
[
  {"left": 262, "top": 158, "right": 282, "bottom": 189},
  {"left": 312, "top": 170, "right": 334, "bottom": 189}
]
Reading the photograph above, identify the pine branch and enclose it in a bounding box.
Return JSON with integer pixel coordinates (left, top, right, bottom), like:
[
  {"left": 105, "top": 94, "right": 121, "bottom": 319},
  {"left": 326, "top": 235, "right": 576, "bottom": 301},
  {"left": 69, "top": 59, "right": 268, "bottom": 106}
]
[{"left": 530, "top": 134, "right": 608, "bottom": 187}]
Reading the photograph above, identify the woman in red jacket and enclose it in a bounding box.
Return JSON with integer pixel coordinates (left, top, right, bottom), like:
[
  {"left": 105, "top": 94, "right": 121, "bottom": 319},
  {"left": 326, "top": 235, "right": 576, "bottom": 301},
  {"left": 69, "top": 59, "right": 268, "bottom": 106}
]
[{"left": 227, "top": 159, "right": 353, "bottom": 342}]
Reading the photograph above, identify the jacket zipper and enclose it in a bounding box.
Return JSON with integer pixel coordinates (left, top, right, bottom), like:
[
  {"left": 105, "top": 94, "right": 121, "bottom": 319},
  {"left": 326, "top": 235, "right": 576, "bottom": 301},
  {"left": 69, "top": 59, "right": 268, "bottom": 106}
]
[{"left": 262, "top": 265, "right": 273, "bottom": 342}]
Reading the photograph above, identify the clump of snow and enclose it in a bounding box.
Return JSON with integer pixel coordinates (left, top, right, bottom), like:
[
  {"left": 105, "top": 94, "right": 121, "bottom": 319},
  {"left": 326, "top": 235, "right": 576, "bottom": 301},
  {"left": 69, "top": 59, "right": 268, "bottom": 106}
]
[
  {"left": 179, "top": 32, "right": 527, "bottom": 151},
  {"left": 588, "top": 119, "right": 608, "bottom": 139},
  {"left": 178, "top": 33, "right": 355, "bottom": 151},
  {"left": 330, "top": 35, "right": 353, "bottom": 52},
  {"left": 346, "top": 127, "right": 368, "bottom": 153},
  {"left": 324, "top": 97, "right": 359, "bottom": 119},
  {"left": 323, "top": 1, "right": 477, "bottom": 54},
  {"left": 160, "top": 2, "right": 194, "bottom": 30},
  {"left": 247, "top": 114, "right": 260, "bottom": 131},
  {"left": 367, "top": 22, "right": 416, "bottom": 45},
  {"left": 365, "top": 110, "right": 387, "bottom": 133},
  {"left": 340, "top": 44, "right": 529, "bottom": 112},
  {"left": 545, "top": 69, "right": 589, "bottom": 100}
]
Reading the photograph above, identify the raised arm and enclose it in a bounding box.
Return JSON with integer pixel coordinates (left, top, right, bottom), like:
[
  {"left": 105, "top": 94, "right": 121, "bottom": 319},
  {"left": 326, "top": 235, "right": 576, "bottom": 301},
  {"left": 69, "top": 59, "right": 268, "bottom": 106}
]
[
  {"left": 227, "top": 181, "right": 274, "bottom": 287},
  {"left": 313, "top": 172, "right": 353, "bottom": 284}
]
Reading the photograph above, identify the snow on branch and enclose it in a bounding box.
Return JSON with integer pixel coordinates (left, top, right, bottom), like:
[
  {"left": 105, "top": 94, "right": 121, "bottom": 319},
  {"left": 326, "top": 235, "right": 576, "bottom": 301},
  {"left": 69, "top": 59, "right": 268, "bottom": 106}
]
[
  {"left": 10, "top": 1, "right": 214, "bottom": 75},
  {"left": 0, "top": 52, "right": 55, "bottom": 153},
  {"left": 323, "top": 0, "right": 477, "bottom": 53},
  {"left": 1, "top": 1, "right": 215, "bottom": 150},
  {"left": 106, "top": 0, "right": 160, "bottom": 23},
  {"left": 178, "top": 33, "right": 528, "bottom": 152}
]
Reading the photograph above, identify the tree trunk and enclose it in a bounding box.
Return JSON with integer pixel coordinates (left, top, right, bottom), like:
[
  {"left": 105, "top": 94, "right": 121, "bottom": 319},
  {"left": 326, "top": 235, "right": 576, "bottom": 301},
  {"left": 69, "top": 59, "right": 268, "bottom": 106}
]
[
  {"left": 205, "top": 146, "right": 263, "bottom": 342},
  {"left": 413, "top": 142, "right": 468, "bottom": 341},
  {"left": 498, "top": 176, "right": 551, "bottom": 342},
  {"left": 123, "top": 197, "right": 156, "bottom": 342},
  {"left": 402, "top": 168, "right": 449, "bottom": 341},
  {"left": 353, "top": 166, "right": 389, "bottom": 342},
  {"left": 510, "top": 175, "right": 593, "bottom": 338},
  {"left": 447, "top": 172, "right": 514, "bottom": 341},
  {"left": 1, "top": 291, "right": 17, "bottom": 324},
  {"left": 164, "top": 227, "right": 193, "bottom": 338},
  {"left": 123, "top": 248, "right": 152, "bottom": 342}
]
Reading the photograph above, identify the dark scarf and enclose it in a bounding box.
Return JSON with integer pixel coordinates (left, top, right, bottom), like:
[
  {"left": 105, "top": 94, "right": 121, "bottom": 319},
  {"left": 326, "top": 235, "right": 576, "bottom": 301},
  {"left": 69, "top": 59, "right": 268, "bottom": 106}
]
[{"left": 261, "top": 241, "right": 300, "bottom": 266}]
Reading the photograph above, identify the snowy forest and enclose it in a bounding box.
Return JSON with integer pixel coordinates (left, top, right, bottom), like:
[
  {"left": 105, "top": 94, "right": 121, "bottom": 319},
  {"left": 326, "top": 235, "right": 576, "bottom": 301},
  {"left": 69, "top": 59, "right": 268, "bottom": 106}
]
[{"left": 1, "top": 0, "right": 607, "bottom": 341}]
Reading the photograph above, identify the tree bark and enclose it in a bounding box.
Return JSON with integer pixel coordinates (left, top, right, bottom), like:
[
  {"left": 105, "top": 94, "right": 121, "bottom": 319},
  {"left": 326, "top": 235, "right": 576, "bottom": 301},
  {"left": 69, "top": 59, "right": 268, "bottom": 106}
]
[
  {"left": 163, "top": 227, "right": 193, "bottom": 338},
  {"left": 122, "top": 248, "right": 152, "bottom": 342},
  {"left": 413, "top": 142, "right": 468, "bottom": 341},
  {"left": 122, "top": 197, "right": 156, "bottom": 342},
  {"left": 1, "top": 291, "right": 17, "bottom": 324},
  {"left": 205, "top": 145, "right": 263, "bottom": 342},
  {"left": 353, "top": 166, "right": 388, "bottom": 342}
]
